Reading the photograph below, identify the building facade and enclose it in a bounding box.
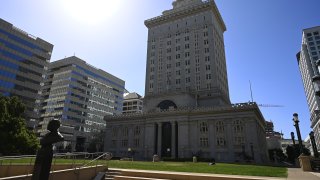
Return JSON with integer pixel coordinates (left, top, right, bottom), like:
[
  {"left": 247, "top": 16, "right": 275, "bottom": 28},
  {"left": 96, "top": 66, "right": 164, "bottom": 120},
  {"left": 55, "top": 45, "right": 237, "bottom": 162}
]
[
  {"left": 39, "top": 56, "right": 125, "bottom": 151},
  {"left": 297, "top": 26, "right": 320, "bottom": 150},
  {"left": 144, "top": 0, "right": 230, "bottom": 111},
  {"left": 123, "top": 92, "right": 143, "bottom": 114},
  {"left": 0, "top": 18, "right": 53, "bottom": 128},
  {"left": 105, "top": 0, "right": 268, "bottom": 163}
]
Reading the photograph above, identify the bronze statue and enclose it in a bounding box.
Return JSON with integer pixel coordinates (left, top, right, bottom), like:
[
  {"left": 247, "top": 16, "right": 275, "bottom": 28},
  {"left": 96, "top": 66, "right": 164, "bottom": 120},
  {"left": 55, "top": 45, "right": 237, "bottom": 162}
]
[{"left": 32, "top": 119, "right": 64, "bottom": 180}]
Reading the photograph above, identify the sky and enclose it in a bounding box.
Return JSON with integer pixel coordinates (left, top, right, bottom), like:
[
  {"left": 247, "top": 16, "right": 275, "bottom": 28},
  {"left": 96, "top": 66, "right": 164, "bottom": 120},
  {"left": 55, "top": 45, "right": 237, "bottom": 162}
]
[{"left": 0, "top": 0, "right": 319, "bottom": 139}]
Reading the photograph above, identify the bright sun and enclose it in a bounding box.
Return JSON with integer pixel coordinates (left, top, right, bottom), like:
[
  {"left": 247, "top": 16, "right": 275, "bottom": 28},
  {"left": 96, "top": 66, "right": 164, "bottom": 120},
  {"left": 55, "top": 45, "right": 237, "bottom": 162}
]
[{"left": 62, "top": 0, "right": 122, "bottom": 24}]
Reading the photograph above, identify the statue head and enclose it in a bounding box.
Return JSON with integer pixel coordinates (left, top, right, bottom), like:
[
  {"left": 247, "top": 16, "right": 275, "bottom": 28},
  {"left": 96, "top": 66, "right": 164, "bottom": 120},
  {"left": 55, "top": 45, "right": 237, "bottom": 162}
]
[{"left": 47, "top": 119, "right": 61, "bottom": 133}]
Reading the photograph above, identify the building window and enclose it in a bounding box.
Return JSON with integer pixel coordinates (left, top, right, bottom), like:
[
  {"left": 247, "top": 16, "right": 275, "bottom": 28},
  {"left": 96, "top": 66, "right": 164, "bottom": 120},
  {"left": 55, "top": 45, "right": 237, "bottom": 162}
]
[
  {"left": 206, "top": 74, "right": 212, "bottom": 80},
  {"left": 122, "top": 127, "right": 128, "bottom": 137},
  {"left": 134, "top": 126, "right": 141, "bottom": 136},
  {"left": 176, "top": 79, "right": 181, "bottom": 84},
  {"left": 216, "top": 121, "right": 224, "bottom": 133},
  {"left": 200, "top": 137, "right": 209, "bottom": 147},
  {"left": 134, "top": 138, "right": 140, "bottom": 147},
  {"left": 200, "top": 122, "right": 208, "bottom": 133},
  {"left": 205, "top": 56, "right": 210, "bottom": 62},
  {"left": 112, "top": 128, "right": 117, "bottom": 137},
  {"left": 206, "top": 65, "right": 211, "bottom": 70},
  {"left": 205, "top": 48, "right": 210, "bottom": 53},
  {"left": 186, "top": 77, "right": 191, "bottom": 83},
  {"left": 234, "top": 137, "right": 245, "bottom": 145},
  {"left": 185, "top": 36, "right": 190, "bottom": 41},
  {"left": 217, "top": 137, "right": 226, "bottom": 146},
  {"left": 121, "top": 140, "right": 128, "bottom": 147},
  {"left": 234, "top": 120, "right": 244, "bottom": 133},
  {"left": 185, "top": 44, "right": 190, "bottom": 49}
]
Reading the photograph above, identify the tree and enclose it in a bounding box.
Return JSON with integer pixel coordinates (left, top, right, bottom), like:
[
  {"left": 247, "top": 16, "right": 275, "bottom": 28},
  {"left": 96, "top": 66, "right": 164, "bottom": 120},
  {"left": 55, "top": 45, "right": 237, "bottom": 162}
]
[
  {"left": 286, "top": 144, "right": 311, "bottom": 163},
  {"left": 0, "top": 96, "right": 40, "bottom": 155}
]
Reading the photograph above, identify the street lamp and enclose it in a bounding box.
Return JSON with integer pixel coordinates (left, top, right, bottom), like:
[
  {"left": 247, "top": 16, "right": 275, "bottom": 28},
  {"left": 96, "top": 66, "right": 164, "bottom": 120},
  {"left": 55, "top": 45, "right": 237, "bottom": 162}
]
[
  {"left": 309, "top": 131, "right": 319, "bottom": 158},
  {"left": 293, "top": 113, "right": 303, "bottom": 154}
]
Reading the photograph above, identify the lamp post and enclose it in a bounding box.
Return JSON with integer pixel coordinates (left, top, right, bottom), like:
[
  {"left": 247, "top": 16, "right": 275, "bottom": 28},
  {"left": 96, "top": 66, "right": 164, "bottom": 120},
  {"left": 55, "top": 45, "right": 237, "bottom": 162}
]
[
  {"left": 291, "top": 132, "right": 296, "bottom": 145},
  {"left": 293, "top": 113, "right": 303, "bottom": 154},
  {"left": 309, "top": 131, "right": 319, "bottom": 158}
]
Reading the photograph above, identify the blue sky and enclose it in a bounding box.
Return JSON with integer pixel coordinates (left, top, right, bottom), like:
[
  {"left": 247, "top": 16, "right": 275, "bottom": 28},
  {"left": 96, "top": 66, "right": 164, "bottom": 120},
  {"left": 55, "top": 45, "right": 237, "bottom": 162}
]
[{"left": 1, "top": 0, "right": 319, "bottom": 139}]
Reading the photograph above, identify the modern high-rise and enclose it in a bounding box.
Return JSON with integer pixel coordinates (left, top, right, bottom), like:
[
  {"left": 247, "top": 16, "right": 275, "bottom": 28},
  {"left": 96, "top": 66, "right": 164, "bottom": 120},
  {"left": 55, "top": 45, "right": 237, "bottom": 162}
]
[
  {"left": 105, "top": 0, "right": 268, "bottom": 163},
  {"left": 0, "top": 18, "right": 53, "bottom": 128},
  {"left": 144, "top": 0, "right": 230, "bottom": 111},
  {"left": 39, "top": 56, "right": 125, "bottom": 152},
  {"left": 297, "top": 26, "right": 320, "bottom": 150},
  {"left": 123, "top": 92, "right": 143, "bottom": 114}
]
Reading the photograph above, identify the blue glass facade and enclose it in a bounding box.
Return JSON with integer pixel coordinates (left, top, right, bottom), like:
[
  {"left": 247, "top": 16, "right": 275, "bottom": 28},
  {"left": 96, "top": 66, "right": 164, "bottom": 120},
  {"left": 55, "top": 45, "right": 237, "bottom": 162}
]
[{"left": 0, "top": 18, "right": 53, "bottom": 122}]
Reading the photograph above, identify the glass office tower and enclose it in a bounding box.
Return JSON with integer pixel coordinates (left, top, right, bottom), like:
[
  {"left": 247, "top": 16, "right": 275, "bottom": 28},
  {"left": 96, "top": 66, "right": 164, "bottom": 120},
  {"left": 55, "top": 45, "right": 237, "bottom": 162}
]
[{"left": 0, "top": 18, "right": 53, "bottom": 128}]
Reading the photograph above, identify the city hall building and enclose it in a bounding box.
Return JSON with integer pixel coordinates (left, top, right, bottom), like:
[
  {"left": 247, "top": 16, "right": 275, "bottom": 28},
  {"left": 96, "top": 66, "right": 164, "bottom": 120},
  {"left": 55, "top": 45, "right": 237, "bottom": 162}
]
[{"left": 104, "top": 0, "right": 268, "bottom": 163}]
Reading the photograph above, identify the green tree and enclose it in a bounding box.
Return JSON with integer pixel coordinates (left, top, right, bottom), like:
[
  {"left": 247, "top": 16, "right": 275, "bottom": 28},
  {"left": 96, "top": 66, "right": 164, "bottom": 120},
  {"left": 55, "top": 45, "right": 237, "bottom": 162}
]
[{"left": 0, "top": 96, "right": 40, "bottom": 155}]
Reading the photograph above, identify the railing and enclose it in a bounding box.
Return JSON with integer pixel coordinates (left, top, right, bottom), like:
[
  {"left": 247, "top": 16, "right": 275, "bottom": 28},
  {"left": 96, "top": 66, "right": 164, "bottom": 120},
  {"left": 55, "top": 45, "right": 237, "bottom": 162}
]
[{"left": 0, "top": 152, "right": 113, "bottom": 179}]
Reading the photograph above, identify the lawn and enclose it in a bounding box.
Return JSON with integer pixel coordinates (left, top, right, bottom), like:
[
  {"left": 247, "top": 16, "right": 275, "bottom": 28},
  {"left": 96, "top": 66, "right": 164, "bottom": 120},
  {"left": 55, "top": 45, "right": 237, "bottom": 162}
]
[
  {"left": 0, "top": 158, "right": 287, "bottom": 177},
  {"left": 107, "top": 160, "right": 287, "bottom": 178}
]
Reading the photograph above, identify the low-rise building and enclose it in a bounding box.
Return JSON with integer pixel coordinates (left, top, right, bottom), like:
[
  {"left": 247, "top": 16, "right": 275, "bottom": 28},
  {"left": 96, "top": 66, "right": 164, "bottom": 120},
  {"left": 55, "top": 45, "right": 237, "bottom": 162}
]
[{"left": 123, "top": 92, "right": 143, "bottom": 114}]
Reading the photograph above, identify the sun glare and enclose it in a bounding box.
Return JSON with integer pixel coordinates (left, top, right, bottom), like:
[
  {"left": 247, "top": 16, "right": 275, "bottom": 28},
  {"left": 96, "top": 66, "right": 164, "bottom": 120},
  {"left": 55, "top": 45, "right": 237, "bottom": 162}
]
[{"left": 62, "top": 0, "right": 122, "bottom": 25}]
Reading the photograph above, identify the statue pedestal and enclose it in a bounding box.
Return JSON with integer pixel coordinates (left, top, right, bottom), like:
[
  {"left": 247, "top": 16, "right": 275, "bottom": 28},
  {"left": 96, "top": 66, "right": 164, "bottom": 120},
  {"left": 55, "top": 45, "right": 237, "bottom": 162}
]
[{"left": 299, "top": 155, "right": 312, "bottom": 172}]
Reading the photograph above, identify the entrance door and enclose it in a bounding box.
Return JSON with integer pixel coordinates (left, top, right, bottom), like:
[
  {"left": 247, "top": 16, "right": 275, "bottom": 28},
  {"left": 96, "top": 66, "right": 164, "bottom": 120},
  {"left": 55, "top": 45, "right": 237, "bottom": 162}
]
[{"left": 161, "top": 122, "right": 172, "bottom": 157}]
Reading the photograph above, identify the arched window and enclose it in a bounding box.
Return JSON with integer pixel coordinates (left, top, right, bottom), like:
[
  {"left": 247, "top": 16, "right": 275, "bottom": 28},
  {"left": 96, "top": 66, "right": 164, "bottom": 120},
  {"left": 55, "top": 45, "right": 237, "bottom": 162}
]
[
  {"left": 200, "top": 122, "right": 208, "bottom": 133},
  {"left": 216, "top": 121, "right": 224, "bottom": 133},
  {"left": 234, "top": 120, "right": 244, "bottom": 133}
]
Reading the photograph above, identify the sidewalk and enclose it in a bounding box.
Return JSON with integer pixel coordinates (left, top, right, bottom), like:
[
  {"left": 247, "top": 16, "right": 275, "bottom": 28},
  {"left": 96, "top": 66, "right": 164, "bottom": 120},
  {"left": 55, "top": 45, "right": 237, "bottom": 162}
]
[{"left": 287, "top": 168, "right": 320, "bottom": 180}]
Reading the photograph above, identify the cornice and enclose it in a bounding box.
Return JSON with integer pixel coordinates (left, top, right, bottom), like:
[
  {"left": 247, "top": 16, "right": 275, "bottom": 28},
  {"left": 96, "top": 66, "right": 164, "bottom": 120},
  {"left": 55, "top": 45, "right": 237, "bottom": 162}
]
[
  {"left": 144, "top": 0, "right": 226, "bottom": 32},
  {"left": 104, "top": 102, "right": 265, "bottom": 123}
]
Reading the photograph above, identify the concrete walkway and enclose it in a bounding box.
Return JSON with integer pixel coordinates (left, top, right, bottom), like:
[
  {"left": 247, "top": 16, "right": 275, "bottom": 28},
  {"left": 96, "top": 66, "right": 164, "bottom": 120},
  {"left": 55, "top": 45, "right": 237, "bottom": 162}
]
[
  {"left": 287, "top": 168, "right": 320, "bottom": 180},
  {"left": 109, "top": 168, "right": 320, "bottom": 180}
]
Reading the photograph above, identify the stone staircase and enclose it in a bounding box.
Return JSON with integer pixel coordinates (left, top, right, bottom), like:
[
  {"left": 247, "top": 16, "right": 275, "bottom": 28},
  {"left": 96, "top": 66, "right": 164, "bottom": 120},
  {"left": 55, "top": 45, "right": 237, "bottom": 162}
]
[{"left": 105, "top": 169, "right": 171, "bottom": 180}]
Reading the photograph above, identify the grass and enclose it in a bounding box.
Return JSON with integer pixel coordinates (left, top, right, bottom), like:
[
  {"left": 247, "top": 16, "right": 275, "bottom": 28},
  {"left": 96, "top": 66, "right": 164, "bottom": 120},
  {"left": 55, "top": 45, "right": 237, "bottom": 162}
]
[
  {"left": 0, "top": 158, "right": 287, "bottom": 177},
  {"left": 107, "top": 160, "right": 288, "bottom": 178}
]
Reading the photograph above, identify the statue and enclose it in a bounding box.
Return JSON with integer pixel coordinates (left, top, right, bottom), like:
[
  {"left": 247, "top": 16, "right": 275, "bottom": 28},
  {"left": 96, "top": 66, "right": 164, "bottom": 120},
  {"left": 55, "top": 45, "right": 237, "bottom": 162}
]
[{"left": 32, "top": 119, "right": 64, "bottom": 180}]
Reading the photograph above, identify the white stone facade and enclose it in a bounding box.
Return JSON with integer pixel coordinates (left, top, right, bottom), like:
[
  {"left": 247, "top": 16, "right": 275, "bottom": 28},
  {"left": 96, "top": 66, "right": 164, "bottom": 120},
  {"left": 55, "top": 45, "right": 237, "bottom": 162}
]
[
  {"left": 104, "top": 103, "right": 268, "bottom": 163},
  {"left": 104, "top": 0, "right": 269, "bottom": 163}
]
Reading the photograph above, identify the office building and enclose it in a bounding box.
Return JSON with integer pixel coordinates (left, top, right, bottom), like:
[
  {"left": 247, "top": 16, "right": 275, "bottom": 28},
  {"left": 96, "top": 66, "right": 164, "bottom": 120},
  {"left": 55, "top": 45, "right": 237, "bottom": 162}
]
[
  {"left": 39, "top": 56, "right": 124, "bottom": 151},
  {"left": 297, "top": 26, "right": 320, "bottom": 150},
  {"left": 0, "top": 18, "right": 53, "bottom": 128},
  {"left": 104, "top": 0, "right": 268, "bottom": 163},
  {"left": 123, "top": 92, "right": 143, "bottom": 114}
]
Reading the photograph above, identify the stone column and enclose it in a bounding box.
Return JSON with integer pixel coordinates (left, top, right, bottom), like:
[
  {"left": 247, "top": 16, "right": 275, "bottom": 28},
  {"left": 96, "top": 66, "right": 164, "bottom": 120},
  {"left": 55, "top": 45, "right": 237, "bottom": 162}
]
[
  {"left": 171, "top": 121, "right": 176, "bottom": 159},
  {"left": 157, "top": 122, "right": 162, "bottom": 158}
]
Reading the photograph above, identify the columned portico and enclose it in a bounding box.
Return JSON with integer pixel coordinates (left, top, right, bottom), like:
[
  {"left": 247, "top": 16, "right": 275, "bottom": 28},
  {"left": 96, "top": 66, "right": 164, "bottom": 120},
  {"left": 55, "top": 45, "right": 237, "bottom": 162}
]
[
  {"left": 171, "top": 121, "right": 177, "bottom": 158},
  {"left": 157, "top": 122, "right": 162, "bottom": 157}
]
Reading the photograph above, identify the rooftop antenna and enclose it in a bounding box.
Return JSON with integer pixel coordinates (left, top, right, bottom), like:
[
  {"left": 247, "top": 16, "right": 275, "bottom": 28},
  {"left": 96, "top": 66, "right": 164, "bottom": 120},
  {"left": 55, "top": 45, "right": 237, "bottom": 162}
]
[{"left": 249, "top": 80, "right": 254, "bottom": 102}]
